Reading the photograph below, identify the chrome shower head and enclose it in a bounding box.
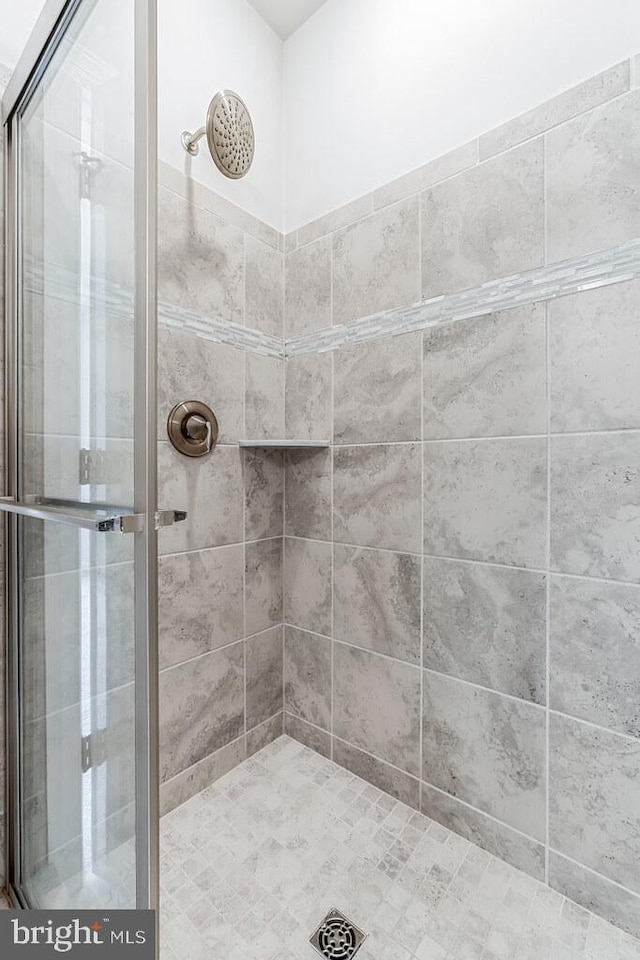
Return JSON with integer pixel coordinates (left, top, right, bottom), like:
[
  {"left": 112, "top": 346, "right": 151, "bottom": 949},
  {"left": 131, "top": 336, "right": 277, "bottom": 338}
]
[{"left": 181, "top": 90, "right": 254, "bottom": 179}]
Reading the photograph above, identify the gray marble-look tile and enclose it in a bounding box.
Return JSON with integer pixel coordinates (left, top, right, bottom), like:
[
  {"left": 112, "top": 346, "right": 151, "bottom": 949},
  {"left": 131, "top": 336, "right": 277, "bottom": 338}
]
[
  {"left": 423, "top": 438, "right": 547, "bottom": 568},
  {"left": 284, "top": 713, "right": 332, "bottom": 759},
  {"left": 423, "top": 557, "right": 546, "bottom": 703},
  {"left": 158, "top": 545, "right": 244, "bottom": 670},
  {"left": 158, "top": 186, "right": 244, "bottom": 323},
  {"left": 332, "top": 197, "right": 420, "bottom": 326},
  {"left": 245, "top": 538, "right": 283, "bottom": 637},
  {"left": 284, "top": 448, "right": 332, "bottom": 540},
  {"left": 245, "top": 354, "right": 285, "bottom": 440},
  {"left": 549, "top": 851, "right": 640, "bottom": 941},
  {"left": 160, "top": 738, "right": 246, "bottom": 816},
  {"left": 549, "top": 713, "right": 640, "bottom": 893},
  {"left": 421, "top": 139, "right": 544, "bottom": 299},
  {"left": 334, "top": 545, "right": 421, "bottom": 665},
  {"left": 334, "top": 644, "right": 421, "bottom": 777},
  {"left": 546, "top": 89, "right": 640, "bottom": 261},
  {"left": 284, "top": 537, "right": 332, "bottom": 635},
  {"left": 373, "top": 140, "right": 478, "bottom": 210},
  {"left": 285, "top": 236, "right": 332, "bottom": 337},
  {"left": 334, "top": 443, "right": 422, "bottom": 553},
  {"left": 244, "top": 234, "right": 284, "bottom": 338},
  {"left": 284, "top": 625, "right": 332, "bottom": 730},
  {"left": 550, "top": 576, "right": 640, "bottom": 738},
  {"left": 334, "top": 332, "right": 422, "bottom": 443},
  {"left": 158, "top": 160, "right": 280, "bottom": 251},
  {"left": 243, "top": 448, "right": 284, "bottom": 541},
  {"left": 284, "top": 230, "right": 298, "bottom": 253},
  {"left": 297, "top": 193, "right": 373, "bottom": 247},
  {"left": 422, "top": 304, "right": 546, "bottom": 439},
  {"left": 158, "top": 327, "right": 244, "bottom": 443},
  {"left": 422, "top": 671, "right": 546, "bottom": 839},
  {"left": 550, "top": 433, "right": 640, "bottom": 581},
  {"left": 246, "top": 712, "right": 283, "bottom": 758},
  {"left": 420, "top": 782, "right": 546, "bottom": 880},
  {"left": 333, "top": 738, "right": 420, "bottom": 811},
  {"left": 479, "top": 60, "right": 630, "bottom": 160},
  {"left": 549, "top": 279, "right": 640, "bottom": 432},
  {"left": 157, "top": 442, "right": 243, "bottom": 555},
  {"left": 159, "top": 642, "right": 244, "bottom": 781},
  {"left": 246, "top": 625, "right": 283, "bottom": 729},
  {"left": 285, "top": 353, "right": 332, "bottom": 442}
]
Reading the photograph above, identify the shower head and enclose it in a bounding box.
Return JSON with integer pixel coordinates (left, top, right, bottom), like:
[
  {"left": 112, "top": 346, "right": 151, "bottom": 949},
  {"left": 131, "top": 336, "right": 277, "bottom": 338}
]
[{"left": 181, "top": 90, "right": 254, "bottom": 179}]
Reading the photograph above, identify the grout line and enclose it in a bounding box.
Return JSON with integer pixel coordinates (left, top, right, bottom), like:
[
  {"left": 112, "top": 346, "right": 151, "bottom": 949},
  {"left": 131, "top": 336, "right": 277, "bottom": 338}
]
[
  {"left": 242, "top": 348, "right": 248, "bottom": 741},
  {"left": 160, "top": 728, "right": 248, "bottom": 792},
  {"left": 332, "top": 428, "right": 640, "bottom": 446},
  {"left": 285, "top": 621, "right": 640, "bottom": 744},
  {"left": 420, "top": 325, "right": 425, "bottom": 790},
  {"left": 330, "top": 349, "right": 335, "bottom": 761},
  {"left": 246, "top": 709, "right": 284, "bottom": 739},
  {"left": 477, "top": 80, "right": 634, "bottom": 165},
  {"left": 159, "top": 626, "right": 281, "bottom": 676},
  {"left": 282, "top": 442, "right": 287, "bottom": 719},
  {"left": 547, "top": 847, "right": 640, "bottom": 900},
  {"left": 545, "top": 298, "right": 552, "bottom": 886},
  {"left": 285, "top": 713, "right": 546, "bottom": 852},
  {"left": 160, "top": 535, "right": 284, "bottom": 560},
  {"left": 282, "top": 534, "right": 640, "bottom": 589},
  {"left": 421, "top": 777, "right": 546, "bottom": 849},
  {"left": 544, "top": 119, "right": 551, "bottom": 891}
]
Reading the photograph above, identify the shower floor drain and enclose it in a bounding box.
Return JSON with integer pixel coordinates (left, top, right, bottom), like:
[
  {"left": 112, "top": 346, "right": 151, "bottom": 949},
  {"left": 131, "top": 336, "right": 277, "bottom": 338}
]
[{"left": 309, "top": 908, "right": 366, "bottom": 960}]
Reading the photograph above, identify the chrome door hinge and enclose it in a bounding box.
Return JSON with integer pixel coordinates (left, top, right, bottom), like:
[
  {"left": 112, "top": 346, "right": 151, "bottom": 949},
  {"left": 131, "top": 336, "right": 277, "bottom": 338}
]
[{"left": 81, "top": 731, "right": 106, "bottom": 773}]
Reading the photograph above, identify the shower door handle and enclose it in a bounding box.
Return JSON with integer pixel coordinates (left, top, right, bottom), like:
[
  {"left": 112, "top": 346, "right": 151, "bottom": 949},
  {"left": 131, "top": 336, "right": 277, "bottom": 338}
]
[
  {"left": 155, "top": 509, "right": 188, "bottom": 529},
  {"left": 0, "top": 499, "right": 188, "bottom": 533},
  {"left": 0, "top": 496, "right": 145, "bottom": 533}
]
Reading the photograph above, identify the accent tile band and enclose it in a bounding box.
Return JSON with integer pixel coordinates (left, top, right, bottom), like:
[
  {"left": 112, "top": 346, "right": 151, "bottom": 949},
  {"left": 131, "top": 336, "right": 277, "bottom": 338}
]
[
  {"left": 24, "top": 239, "right": 640, "bottom": 361},
  {"left": 285, "top": 239, "right": 640, "bottom": 358}
]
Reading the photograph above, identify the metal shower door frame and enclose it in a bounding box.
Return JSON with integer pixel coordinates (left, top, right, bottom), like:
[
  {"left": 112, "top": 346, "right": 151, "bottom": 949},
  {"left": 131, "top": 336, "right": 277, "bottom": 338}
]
[{"left": 2, "top": 0, "right": 160, "bottom": 918}]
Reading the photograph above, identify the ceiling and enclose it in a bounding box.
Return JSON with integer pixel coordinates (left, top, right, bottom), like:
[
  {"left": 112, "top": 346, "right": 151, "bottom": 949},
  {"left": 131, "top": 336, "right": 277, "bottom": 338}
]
[{"left": 246, "top": 0, "right": 329, "bottom": 40}]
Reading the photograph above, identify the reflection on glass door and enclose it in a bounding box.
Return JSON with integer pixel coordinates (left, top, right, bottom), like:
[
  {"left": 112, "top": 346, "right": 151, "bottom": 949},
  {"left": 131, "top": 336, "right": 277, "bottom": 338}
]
[{"left": 2, "top": 0, "right": 159, "bottom": 912}]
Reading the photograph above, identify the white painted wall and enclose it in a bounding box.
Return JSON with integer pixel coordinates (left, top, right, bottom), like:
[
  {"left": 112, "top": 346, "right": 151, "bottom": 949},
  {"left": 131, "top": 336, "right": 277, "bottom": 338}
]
[
  {"left": 0, "top": 0, "right": 43, "bottom": 69},
  {"left": 2, "top": 0, "right": 640, "bottom": 231},
  {"left": 284, "top": 0, "right": 640, "bottom": 230},
  {"left": 158, "top": 0, "right": 284, "bottom": 229}
]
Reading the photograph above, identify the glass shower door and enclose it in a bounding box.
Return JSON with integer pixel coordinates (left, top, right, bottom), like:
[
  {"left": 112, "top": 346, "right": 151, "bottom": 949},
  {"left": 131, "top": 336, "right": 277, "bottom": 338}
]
[{"left": 2, "top": 0, "right": 160, "bottom": 912}]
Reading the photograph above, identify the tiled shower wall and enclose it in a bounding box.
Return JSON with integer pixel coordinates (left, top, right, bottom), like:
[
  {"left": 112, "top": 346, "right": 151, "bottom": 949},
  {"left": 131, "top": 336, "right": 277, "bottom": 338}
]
[
  {"left": 155, "top": 162, "right": 286, "bottom": 813},
  {"left": 281, "top": 57, "right": 640, "bottom": 938}
]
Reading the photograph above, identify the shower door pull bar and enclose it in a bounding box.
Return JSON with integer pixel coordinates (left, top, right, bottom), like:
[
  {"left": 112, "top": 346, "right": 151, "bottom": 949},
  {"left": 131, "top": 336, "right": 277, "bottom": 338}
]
[
  {"left": 0, "top": 498, "right": 188, "bottom": 533},
  {"left": 0, "top": 496, "right": 144, "bottom": 533},
  {"left": 24, "top": 496, "right": 188, "bottom": 529}
]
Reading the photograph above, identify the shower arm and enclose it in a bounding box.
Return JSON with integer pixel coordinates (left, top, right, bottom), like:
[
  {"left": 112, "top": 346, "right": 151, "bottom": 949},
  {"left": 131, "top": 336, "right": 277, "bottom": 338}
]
[{"left": 181, "top": 126, "right": 207, "bottom": 156}]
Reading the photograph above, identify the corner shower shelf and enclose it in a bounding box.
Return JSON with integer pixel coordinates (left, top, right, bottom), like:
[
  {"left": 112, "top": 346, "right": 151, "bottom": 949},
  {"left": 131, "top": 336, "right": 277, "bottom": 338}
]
[{"left": 239, "top": 440, "right": 329, "bottom": 449}]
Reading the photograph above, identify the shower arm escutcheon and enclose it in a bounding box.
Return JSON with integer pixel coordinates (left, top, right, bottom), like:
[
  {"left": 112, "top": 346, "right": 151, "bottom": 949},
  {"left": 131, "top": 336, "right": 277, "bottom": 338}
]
[
  {"left": 167, "top": 400, "right": 219, "bottom": 458},
  {"left": 181, "top": 126, "right": 207, "bottom": 156}
]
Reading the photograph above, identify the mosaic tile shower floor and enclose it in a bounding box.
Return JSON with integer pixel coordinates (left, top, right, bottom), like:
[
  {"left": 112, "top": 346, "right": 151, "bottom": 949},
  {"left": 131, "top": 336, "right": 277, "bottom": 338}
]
[{"left": 160, "top": 736, "right": 640, "bottom": 960}]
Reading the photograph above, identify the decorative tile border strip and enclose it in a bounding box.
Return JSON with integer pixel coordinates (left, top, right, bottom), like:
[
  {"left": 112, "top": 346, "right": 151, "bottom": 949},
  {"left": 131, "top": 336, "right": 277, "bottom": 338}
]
[
  {"left": 285, "top": 240, "right": 640, "bottom": 358},
  {"left": 24, "top": 239, "right": 640, "bottom": 362},
  {"left": 159, "top": 301, "right": 283, "bottom": 358},
  {"left": 23, "top": 261, "right": 284, "bottom": 359}
]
